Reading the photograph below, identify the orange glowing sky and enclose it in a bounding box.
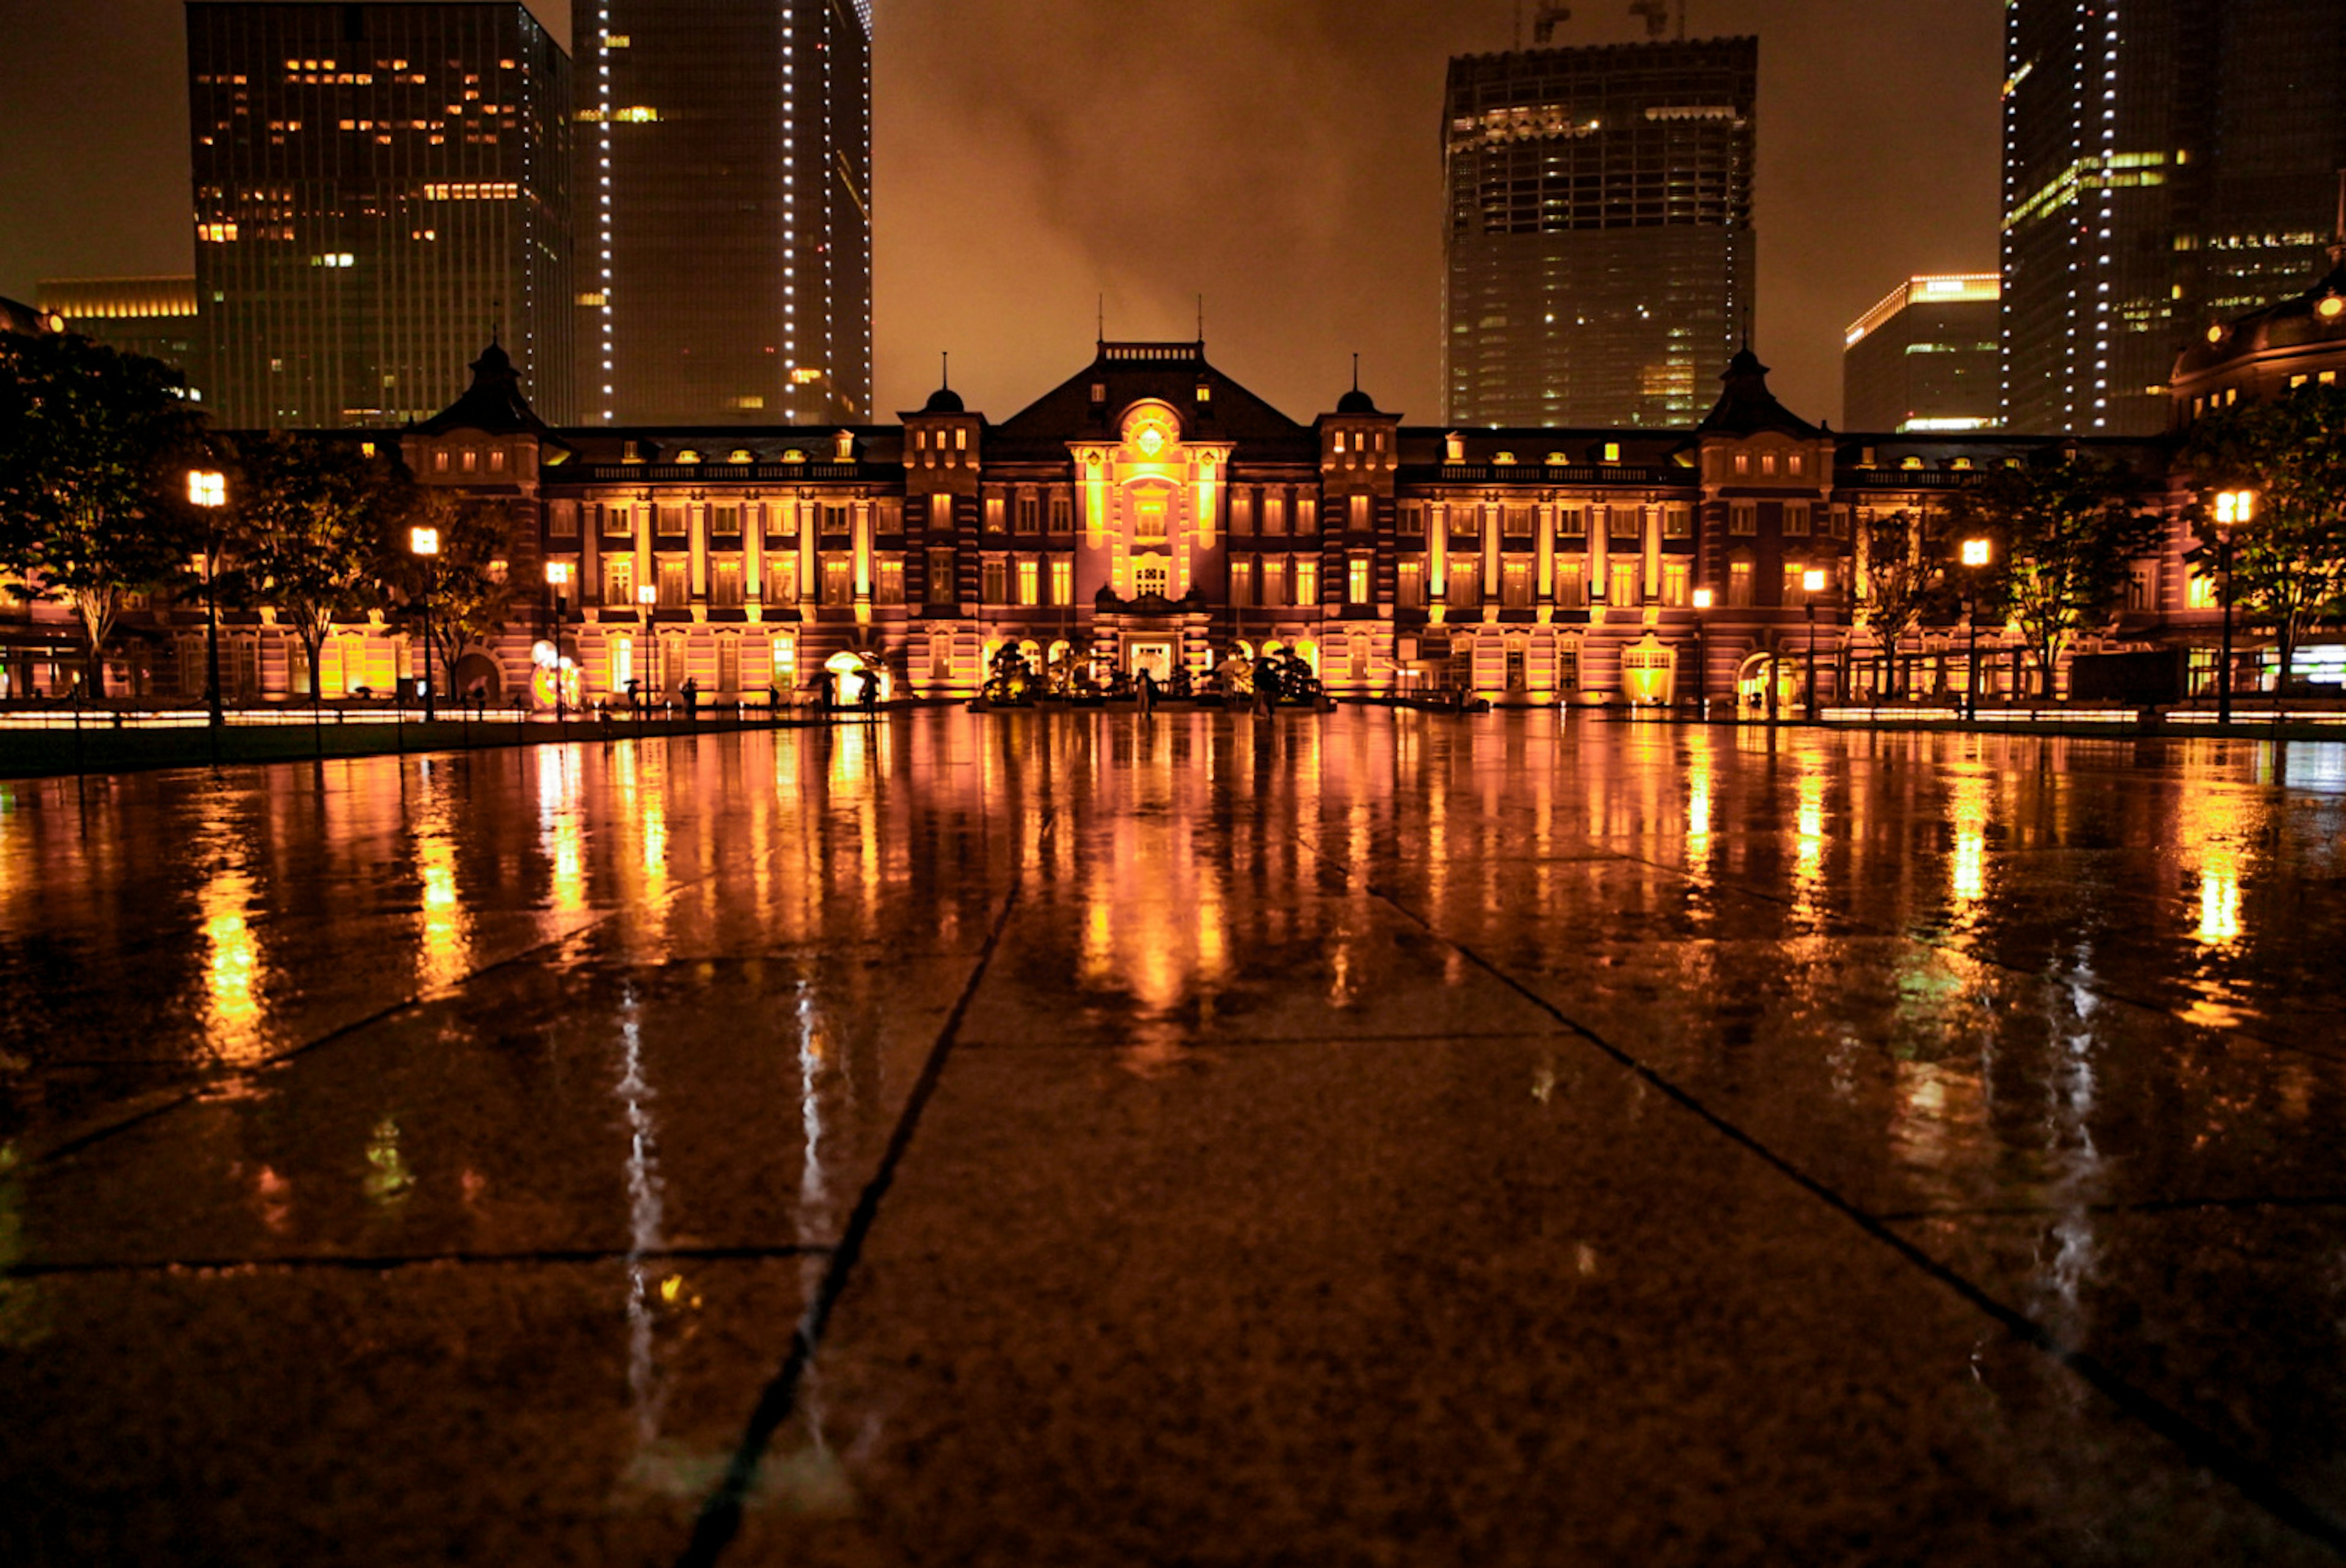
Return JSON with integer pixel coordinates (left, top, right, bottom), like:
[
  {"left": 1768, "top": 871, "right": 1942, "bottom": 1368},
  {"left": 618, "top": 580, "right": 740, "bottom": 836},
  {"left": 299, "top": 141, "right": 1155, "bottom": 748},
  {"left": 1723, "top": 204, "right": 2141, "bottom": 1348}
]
[{"left": 0, "top": 0, "right": 2002, "bottom": 427}]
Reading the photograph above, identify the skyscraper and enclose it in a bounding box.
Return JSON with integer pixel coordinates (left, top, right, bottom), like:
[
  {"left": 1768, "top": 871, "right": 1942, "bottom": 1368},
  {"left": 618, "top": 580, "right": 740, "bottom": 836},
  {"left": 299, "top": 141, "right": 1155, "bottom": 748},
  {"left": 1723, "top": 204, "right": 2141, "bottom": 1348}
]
[
  {"left": 37, "top": 277, "right": 209, "bottom": 406},
  {"left": 2001, "top": 0, "right": 2346, "bottom": 435},
  {"left": 580, "top": 0, "right": 872, "bottom": 426},
  {"left": 1442, "top": 37, "right": 1756, "bottom": 429},
  {"left": 186, "top": 2, "right": 574, "bottom": 429},
  {"left": 1842, "top": 274, "right": 2001, "bottom": 434}
]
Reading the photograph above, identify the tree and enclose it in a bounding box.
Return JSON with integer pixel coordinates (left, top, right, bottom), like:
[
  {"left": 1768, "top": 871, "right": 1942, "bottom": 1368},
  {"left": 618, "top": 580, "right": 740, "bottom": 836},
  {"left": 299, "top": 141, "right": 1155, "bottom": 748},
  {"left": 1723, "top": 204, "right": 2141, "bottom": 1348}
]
[
  {"left": 0, "top": 332, "right": 204, "bottom": 698},
  {"left": 229, "top": 433, "right": 397, "bottom": 704},
  {"left": 1947, "top": 451, "right": 2161, "bottom": 698},
  {"left": 2183, "top": 384, "right": 2346, "bottom": 693},
  {"left": 1854, "top": 507, "right": 1956, "bottom": 698},
  {"left": 386, "top": 485, "right": 519, "bottom": 697}
]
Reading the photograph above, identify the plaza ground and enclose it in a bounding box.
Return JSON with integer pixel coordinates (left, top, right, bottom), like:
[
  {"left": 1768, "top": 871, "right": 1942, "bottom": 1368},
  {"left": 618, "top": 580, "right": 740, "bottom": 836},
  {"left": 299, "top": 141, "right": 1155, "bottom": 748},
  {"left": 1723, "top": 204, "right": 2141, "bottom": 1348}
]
[{"left": 2, "top": 710, "right": 2344, "bottom": 1564}]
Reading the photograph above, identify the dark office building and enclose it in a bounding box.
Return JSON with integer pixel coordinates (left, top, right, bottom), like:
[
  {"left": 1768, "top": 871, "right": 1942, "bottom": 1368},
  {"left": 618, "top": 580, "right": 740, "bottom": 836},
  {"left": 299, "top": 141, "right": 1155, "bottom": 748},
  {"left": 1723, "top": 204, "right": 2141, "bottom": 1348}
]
[
  {"left": 2001, "top": 0, "right": 2346, "bottom": 435},
  {"left": 187, "top": 1, "right": 574, "bottom": 428},
  {"left": 1841, "top": 274, "right": 2000, "bottom": 434},
  {"left": 1442, "top": 36, "right": 1756, "bottom": 429},
  {"left": 582, "top": 0, "right": 872, "bottom": 426},
  {"left": 37, "top": 276, "right": 210, "bottom": 405}
]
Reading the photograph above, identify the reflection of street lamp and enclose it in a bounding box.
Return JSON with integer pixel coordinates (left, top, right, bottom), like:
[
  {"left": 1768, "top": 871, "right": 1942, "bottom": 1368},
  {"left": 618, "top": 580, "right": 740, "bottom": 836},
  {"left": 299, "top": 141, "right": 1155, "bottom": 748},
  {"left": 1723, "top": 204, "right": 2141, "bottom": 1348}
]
[
  {"left": 636, "top": 582, "right": 657, "bottom": 717},
  {"left": 1802, "top": 567, "right": 1827, "bottom": 719},
  {"left": 545, "top": 560, "right": 572, "bottom": 721},
  {"left": 2213, "top": 489, "right": 2253, "bottom": 724},
  {"left": 409, "top": 525, "right": 440, "bottom": 722},
  {"left": 1960, "top": 536, "right": 1992, "bottom": 721},
  {"left": 1690, "top": 586, "right": 1713, "bottom": 721},
  {"left": 186, "top": 469, "right": 227, "bottom": 729}
]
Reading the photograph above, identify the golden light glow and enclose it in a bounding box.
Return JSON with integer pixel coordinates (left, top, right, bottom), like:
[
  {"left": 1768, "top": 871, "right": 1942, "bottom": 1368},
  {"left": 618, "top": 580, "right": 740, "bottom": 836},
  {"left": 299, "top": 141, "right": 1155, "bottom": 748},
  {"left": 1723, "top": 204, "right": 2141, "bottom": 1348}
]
[
  {"left": 199, "top": 866, "right": 264, "bottom": 1066},
  {"left": 545, "top": 560, "right": 572, "bottom": 586},
  {"left": 1801, "top": 567, "right": 1827, "bottom": 594},
  {"left": 1960, "top": 538, "right": 1992, "bottom": 568},
  {"left": 1690, "top": 586, "right": 1714, "bottom": 610},
  {"left": 636, "top": 584, "right": 657, "bottom": 607},
  {"left": 2320, "top": 296, "right": 2345, "bottom": 321},
  {"left": 187, "top": 470, "right": 226, "bottom": 508},
  {"left": 1948, "top": 771, "right": 1990, "bottom": 906},
  {"left": 409, "top": 525, "right": 440, "bottom": 557},
  {"left": 2215, "top": 489, "right": 2256, "bottom": 527}
]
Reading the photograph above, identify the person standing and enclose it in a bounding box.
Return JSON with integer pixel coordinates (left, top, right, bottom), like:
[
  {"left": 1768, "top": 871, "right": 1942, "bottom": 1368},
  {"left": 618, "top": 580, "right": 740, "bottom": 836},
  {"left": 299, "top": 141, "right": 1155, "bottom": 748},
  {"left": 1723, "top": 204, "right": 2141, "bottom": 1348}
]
[
  {"left": 680, "top": 675, "right": 700, "bottom": 721},
  {"left": 1136, "top": 667, "right": 1157, "bottom": 716}
]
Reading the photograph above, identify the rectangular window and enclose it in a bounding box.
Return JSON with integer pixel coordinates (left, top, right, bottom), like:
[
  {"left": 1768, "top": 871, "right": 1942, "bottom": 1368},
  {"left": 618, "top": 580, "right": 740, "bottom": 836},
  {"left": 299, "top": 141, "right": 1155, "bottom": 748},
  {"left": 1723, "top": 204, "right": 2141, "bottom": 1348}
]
[
  {"left": 1664, "top": 505, "right": 1692, "bottom": 539},
  {"left": 1609, "top": 561, "right": 1639, "bottom": 607},
  {"left": 1295, "top": 558, "right": 1318, "bottom": 604},
  {"left": 983, "top": 497, "right": 1006, "bottom": 533},
  {"left": 604, "top": 503, "right": 633, "bottom": 536},
  {"left": 603, "top": 556, "right": 634, "bottom": 607},
  {"left": 2188, "top": 569, "right": 2218, "bottom": 610},
  {"left": 1728, "top": 559, "right": 1754, "bottom": 608},
  {"left": 772, "top": 635, "right": 797, "bottom": 686},
  {"left": 1784, "top": 502, "right": 1811, "bottom": 537},
  {"left": 610, "top": 634, "right": 634, "bottom": 695},
  {"left": 1232, "top": 487, "right": 1254, "bottom": 533},
  {"left": 1017, "top": 558, "right": 1039, "bottom": 605},
  {"left": 549, "top": 501, "right": 579, "bottom": 538},
  {"left": 927, "top": 547, "right": 957, "bottom": 605},
  {"left": 1132, "top": 498, "right": 1169, "bottom": 542},
  {"left": 1015, "top": 494, "right": 1040, "bottom": 534},
  {"left": 657, "top": 504, "right": 687, "bottom": 538},
  {"left": 1397, "top": 560, "right": 1422, "bottom": 608},
  {"left": 1610, "top": 506, "right": 1641, "bottom": 541},
  {"left": 1783, "top": 563, "right": 1807, "bottom": 603},
  {"left": 1662, "top": 561, "right": 1690, "bottom": 607},
  {"left": 1050, "top": 495, "right": 1073, "bottom": 533},
  {"left": 823, "top": 505, "right": 850, "bottom": 537},
  {"left": 773, "top": 503, "right": 798, "bottom": 539},
  {"left": 1263, "top": 489, "right": 1287, "bottom": 534},
  {"left": 2127, "top": 563, "right": 2155, "bottom": 611},
  {"left": 822, "top": 557, "right": 853, "bottom": 606},
  {"left": 1449, "top": 560, "right": 1480, "bottom": 608},
  {"left": 932, "top": 494, "right": 956, "bottom": 531},
  {"left": 875, "top": 560, "right": 904, "bottom": 605},
  {"left": 711, "top": 504, "right": 741, "bottom": 537},
  {"left": 1504, "top": 506, "right": 1534, "bottom": 539},
  {"left": 930, "top": 633, "right": 954, "bottom": 680},
  {"left": 1347, "top": 495, "right": 1367, "bottom": 532},
  {"left": 1557, "top": 506, "right": 1585, "bottom": 540},
  {"left": 1399, "top": 503, "right": 1424, "bottom": 537},
  {"left": 1501, "top": 560, "right": 1531, "bottom": 608},
  {"left": 767, "top": 558, "right": 798, "bottom": 605},
  {"left": 1557, "top": 560, "right": 1585, "bottom": 608},
  {"left": 711, "top": 560, "right": 744, "bottom": 608},
  {"left": 1050, "top": 558, "right": 1073, "bottom": 604},
  {"left": 1230, "top": 557, "right": 1255, "bottom": 607},
  {"left": 982, "top": 557, "right": 1007, "bottom": 604},
  {"left": 1730, "top": 503, "right": 1757, "bottom": 536},
  {"left": 658, "top": 560, "right": 689, "bottom": 608},
  {"left": 1348, "top": 555, "right": 1370, "bottom": 604}
]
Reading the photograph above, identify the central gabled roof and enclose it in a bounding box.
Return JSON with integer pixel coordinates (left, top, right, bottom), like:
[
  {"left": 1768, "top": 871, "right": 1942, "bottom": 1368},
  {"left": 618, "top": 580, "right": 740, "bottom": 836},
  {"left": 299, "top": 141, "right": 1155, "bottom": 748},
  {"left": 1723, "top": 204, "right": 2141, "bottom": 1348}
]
[{"left": 987, "top": 342, "right": 1315, "bottom": 458}]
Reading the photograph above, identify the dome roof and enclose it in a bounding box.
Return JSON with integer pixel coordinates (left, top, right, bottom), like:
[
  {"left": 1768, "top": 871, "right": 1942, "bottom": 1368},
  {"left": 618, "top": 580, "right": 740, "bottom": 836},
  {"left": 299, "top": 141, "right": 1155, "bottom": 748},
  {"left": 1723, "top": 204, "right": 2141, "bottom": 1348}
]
[
  {"left": 1336, "top": 387, "right": 1378, "bottom": 415},
  {"left": 923, "top": 384, "right": 965, "bottom": 414},
  {"left": 2172, "top": 255, "right": 2346, "bottom": 381},
  {"left": 0, "top": 296, "right": 62, "bottom": 337}
]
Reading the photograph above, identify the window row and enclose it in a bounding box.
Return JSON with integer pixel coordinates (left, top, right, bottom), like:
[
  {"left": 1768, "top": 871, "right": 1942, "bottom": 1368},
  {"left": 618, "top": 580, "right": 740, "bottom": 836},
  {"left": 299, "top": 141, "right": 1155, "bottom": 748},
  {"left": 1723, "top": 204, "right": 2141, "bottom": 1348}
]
[
  {"left": 590, "top": 555, "right": 903, "bottom": 608},
  {"left": 549, "top": 499, "right": 904, "bottom": 539}
]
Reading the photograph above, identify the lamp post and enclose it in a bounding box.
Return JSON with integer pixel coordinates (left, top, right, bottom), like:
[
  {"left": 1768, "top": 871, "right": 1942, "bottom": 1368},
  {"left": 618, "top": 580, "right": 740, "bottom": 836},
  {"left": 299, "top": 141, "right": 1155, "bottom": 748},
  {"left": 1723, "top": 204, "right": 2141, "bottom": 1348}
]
[
  {"left": 2213, "top": 489, "right": 2253, "bottom": 725},
  {"left": 1802, "top": 567, "right": 1827, "bottom": 720},
  {"left": 636, "top": 582, "right": 657, "bottom": 720},
  {"left": 186, "top": 469, "right": 227, "bottom": 730},
  {"left": 409, "top": 525, "right": 440, "bottom": 722},
  {"left": 545, "top": 561, "right": 572, "bottom": 723},
  {"left": 1690, "top": 586, "right": 1713, "bottom": 721},
  {"left": 1959, "top": 536, "right": 1992, "bottom": 723}
]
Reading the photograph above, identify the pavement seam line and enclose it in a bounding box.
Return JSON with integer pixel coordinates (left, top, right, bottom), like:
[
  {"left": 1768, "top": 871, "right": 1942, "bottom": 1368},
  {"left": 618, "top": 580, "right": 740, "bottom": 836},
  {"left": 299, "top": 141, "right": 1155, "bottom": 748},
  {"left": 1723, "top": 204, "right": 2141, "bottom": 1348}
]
[
  {"left": 1354, "top": 869, "right": 2346, "bottom": 1559},
  {"left": 674, "top": 807, "right": 1052, "bottom": 1568},
  {"left": 9, "top": 1242, "right": 838, "bottom": 1279}
]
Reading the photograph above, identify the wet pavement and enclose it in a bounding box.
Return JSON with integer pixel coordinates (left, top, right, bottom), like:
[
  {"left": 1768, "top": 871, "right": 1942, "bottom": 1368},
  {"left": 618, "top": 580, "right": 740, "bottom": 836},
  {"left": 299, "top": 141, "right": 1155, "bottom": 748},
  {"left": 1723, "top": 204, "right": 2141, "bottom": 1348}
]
[{"left": 3, "top": 710, "right": 2345, "bottom": 1564}]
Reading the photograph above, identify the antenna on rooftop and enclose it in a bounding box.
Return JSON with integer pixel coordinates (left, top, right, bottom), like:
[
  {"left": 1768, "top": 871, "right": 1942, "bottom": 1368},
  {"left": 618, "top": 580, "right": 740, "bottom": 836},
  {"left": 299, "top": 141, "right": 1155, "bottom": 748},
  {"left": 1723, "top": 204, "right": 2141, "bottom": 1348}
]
[
  {"left": 1352, "top": 352, "right": 1361, "bottom": 393},
  {"left": 1532, "top": 5, "right": 1570, "bottom": 44},
  {"left": 940, "top": 350, "right": 949, "bottom": 389},
  {"left": 1096, "top": 293, "right": 1105, "bottom": 348},
  {"left": 1629, "top": 0, "right": 1686, "bottom": 38},
  {"left": 1197, "top": 293, "right": 1205, "bottom": 345}
]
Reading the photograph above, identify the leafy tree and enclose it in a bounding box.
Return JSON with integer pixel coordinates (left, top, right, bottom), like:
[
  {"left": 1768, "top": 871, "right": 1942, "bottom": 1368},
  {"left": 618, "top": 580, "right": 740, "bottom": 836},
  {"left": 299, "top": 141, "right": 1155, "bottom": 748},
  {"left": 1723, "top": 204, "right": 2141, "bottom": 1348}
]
[
  {"left": 1948, "top": 451, "right": 2161, "bottom": 698},
  {"left": 385, "top": 486, "right": 519, "bottom": 697},
  {"left": 2183, "top": 384, "right": 2346, "bottom": 693},
  {"left": 1854, "top": 507, "right": 1957, "bottom": 698},
  {"left": 228, "top": 432, "right": 397, "bottom": 704},
  {"left": 0, "top": 332, "right": 204, "bottom": 697}
]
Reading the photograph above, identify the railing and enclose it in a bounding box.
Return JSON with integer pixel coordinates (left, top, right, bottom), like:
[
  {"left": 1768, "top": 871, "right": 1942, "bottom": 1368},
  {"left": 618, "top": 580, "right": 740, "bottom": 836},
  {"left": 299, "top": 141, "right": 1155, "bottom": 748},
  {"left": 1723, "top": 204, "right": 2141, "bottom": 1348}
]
[
  {"left": 580, "top": 462, "right": 872, "bottom": 484},
  {"left": 1409, "top": 464, "right": 1676, "bottom": 485}
]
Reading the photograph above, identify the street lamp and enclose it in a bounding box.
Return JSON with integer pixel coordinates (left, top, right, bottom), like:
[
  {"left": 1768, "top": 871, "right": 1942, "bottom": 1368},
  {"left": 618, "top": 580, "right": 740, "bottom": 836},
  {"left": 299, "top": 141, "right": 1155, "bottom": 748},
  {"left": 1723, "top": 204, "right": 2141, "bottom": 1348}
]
[
  {"left": 1960, "top": 536, "right": 1992, "bottom": 722},
  {"left": 636, "top": 582, "right": 657, "bottom": 718},
  {"left": 409, "top": 525, "right": 440, "bottom": 722},
  {"left": 1690, "top": 586, "right": 1714, "bottom": 721},
  {"left": 544, "top": 560, "right": 572, "bottom": 722},
  {"left": 2213, "top": 488, "right": 2253, "bottom": 724},
  {"left": 1802, "top": 567, "right": 1828, "bottom": 720},
  {"left": 186, "top": 470, "right": 227, "bottom": 730}
]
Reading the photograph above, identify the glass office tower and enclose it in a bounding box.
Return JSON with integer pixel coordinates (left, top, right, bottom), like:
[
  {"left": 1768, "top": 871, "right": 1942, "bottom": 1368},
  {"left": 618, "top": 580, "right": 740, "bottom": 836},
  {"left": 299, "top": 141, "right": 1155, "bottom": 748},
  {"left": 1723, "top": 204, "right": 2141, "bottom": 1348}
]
[
  {"left": 1442, "top": 37, "right": 1757, "bottom": 429},
  {"left": 580, "top": 0, "right": 872, "bottom": 426},
  {"left": 2001, "top": 0, "right": 2346, "bottom": 434},
  {"left": 187, "top": 2, "right": 574, "bottom": 428}
]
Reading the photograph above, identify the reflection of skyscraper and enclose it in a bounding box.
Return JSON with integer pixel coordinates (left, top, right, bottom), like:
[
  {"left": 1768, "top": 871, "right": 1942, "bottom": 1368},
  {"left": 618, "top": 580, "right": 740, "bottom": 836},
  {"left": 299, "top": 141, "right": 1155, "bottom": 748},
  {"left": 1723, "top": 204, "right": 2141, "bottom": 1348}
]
[
  {"left": 186, "top": 2, "right": 574, "bottom": 428},
  {"left": 582, "top": 1, "right": 871, "bottom": 426},
  {"left": 1442, "top": 37, "right": 1756, "bottom": 429},
  {"left": 2001, "top": 0, "right": 2346, "bottom": 436}
]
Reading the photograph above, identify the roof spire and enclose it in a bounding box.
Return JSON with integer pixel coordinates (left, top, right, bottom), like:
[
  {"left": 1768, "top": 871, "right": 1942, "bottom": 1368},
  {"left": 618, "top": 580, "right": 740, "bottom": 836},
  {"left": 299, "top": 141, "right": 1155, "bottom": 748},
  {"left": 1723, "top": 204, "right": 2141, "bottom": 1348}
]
[
  {"left": 1352, "top": 352, "right": 1361, "bottom": 392},
  {"left": 940, "top": 349, "right": 949, "bottom": 390},
  {"left": 1197, "top": 293, "right": 1205, "bottom": 345},
  {"left": 1097, "top": 293, "right": 1105, "bottom": 348}
]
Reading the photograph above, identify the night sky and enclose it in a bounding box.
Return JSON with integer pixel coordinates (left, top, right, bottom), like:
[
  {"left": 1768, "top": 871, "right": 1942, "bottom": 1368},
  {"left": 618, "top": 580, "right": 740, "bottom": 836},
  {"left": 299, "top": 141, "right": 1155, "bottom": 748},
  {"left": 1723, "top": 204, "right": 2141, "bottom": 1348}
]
[{"left": 0, "top": 0, "right": 2003, "bottom": 427}]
